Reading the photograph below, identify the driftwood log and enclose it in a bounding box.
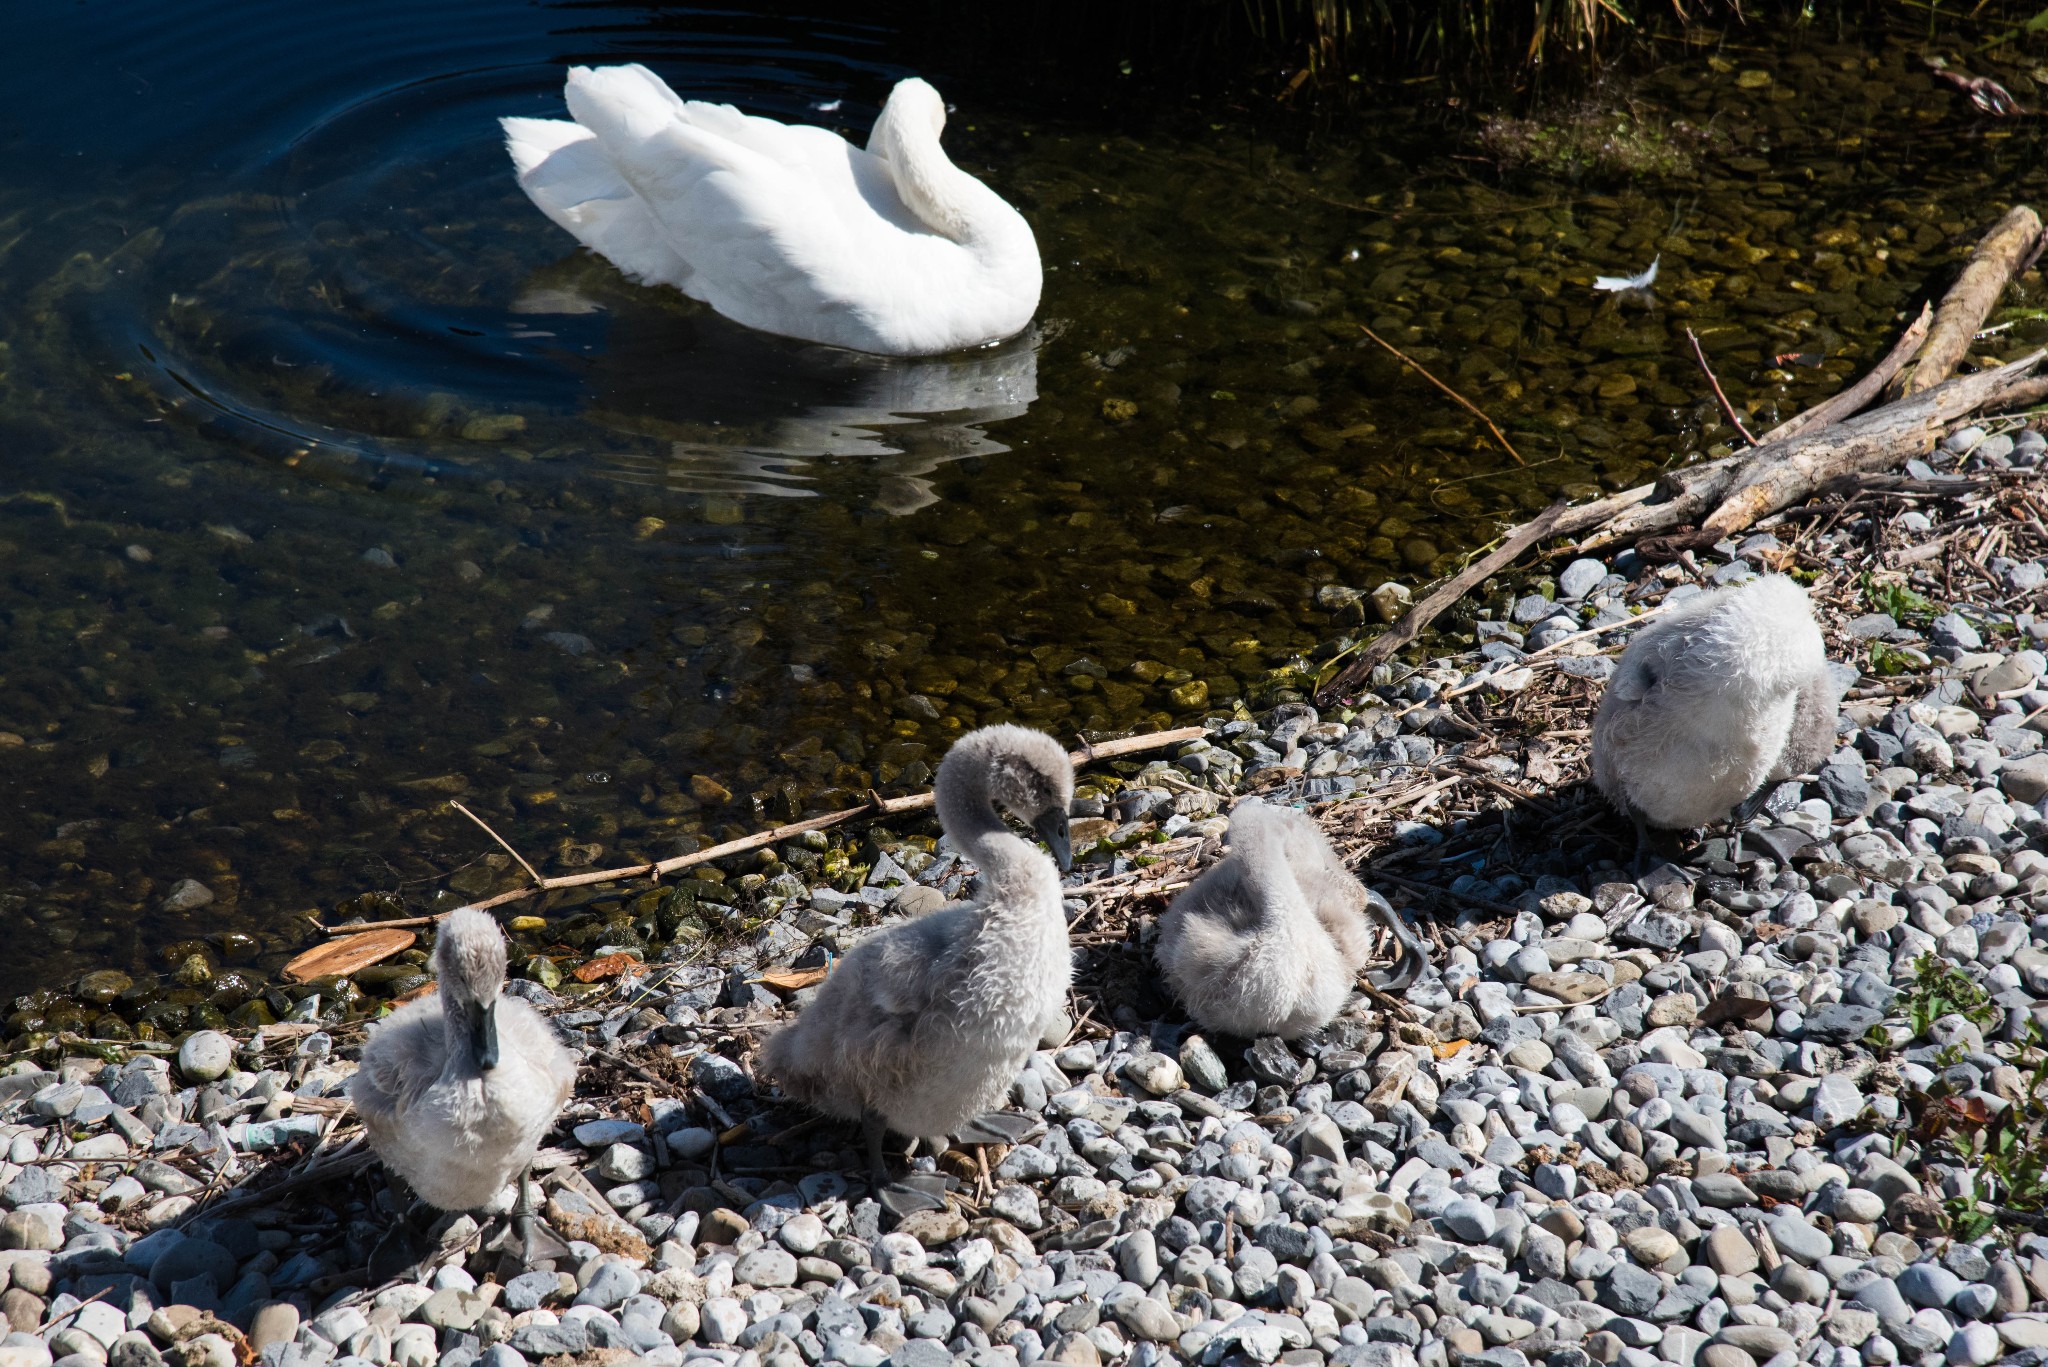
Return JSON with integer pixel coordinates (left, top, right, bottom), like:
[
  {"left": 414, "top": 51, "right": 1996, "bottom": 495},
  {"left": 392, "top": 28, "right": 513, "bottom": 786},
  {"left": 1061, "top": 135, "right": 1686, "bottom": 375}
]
[
  {"left": 1702, "top": 352, "right": 2048, "bottom": 536},
  {"left": 1316, "top": 205, "right": 2048, "bottom": 706},
  {"left": 1889, "top": 206, "right": 2043, "bottom": 398}
]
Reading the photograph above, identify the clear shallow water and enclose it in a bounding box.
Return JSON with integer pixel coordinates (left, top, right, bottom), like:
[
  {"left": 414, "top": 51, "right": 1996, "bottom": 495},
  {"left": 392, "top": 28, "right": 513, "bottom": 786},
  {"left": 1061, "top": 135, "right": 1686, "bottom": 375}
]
[{"left": 4, "top": 0, "right": 2048, "bottom": 1004}]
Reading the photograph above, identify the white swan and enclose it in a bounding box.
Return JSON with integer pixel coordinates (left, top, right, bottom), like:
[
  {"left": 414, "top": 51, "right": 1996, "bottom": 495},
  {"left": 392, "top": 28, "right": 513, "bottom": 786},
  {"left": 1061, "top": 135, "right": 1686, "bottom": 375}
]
[
  {"left": 758, "top": 724, "right": 1072, "bottom": 1180},
  {"left": 1592, "top": 574, "right": 1846, "bottom": 849},
  {"left": 1157, "top": 798, "right": 1424, "bottom": 1040},
  {"left": 350, "top": 907, "right": 577, "bottom": 1259},
  {"left": 501, "top": 67, "right": 1041, "bottom": 356}
]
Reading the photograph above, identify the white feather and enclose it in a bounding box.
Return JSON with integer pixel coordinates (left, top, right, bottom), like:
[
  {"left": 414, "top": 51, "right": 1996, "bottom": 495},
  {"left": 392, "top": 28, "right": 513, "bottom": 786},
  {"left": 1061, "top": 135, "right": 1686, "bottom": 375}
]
[
  {"left": 1593, "top": 254, "right": 1660, "bottom": 293},
  {"left": 1156, "top": 799, "right": 1424, "bottom": 1039}
]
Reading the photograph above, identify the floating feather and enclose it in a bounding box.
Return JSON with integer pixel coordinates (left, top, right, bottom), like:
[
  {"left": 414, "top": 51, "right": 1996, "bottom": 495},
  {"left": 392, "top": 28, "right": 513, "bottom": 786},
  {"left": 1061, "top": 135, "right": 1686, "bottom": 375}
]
[{"left": 1593, "top": 255, "right": 1660, "bottom": 293}]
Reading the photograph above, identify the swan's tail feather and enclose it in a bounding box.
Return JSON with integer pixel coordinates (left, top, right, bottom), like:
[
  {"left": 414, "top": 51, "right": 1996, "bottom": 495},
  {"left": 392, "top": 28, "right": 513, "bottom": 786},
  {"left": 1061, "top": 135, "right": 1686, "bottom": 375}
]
[
  {"left": 501, "top": 116, "right": 587, "bottom": 179},
  {"left": 499, "top": 115, "right": 692, "bottom": 291},
  {"left": 557, "top": 66, "right": 795, "bottom": 275},
  {"left": 565, "top": 64, "right": 702, "bottom": 149}
]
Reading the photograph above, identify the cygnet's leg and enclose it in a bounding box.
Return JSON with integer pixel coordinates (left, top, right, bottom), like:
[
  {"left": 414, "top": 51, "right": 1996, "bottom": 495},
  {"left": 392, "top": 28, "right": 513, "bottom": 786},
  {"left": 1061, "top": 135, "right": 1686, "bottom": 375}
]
[
  {"left": 1730, "top": 780, "right": 1777, "bottom": 827},
  {"left": 1630, "top": 810, "right": 1654, "bottom": 878},
  {"left": 862, "top": 1109, "right": 891, "bottom": 1188},
  {"left": 513, "top": 1164, "right": 566, "bottom": 1266},
  {"left": 482, "top": 1167, "right": 566, "bottom": 1267},
  {"left": 1725, "top": 779, "right": 1781, "bottom": 865}
]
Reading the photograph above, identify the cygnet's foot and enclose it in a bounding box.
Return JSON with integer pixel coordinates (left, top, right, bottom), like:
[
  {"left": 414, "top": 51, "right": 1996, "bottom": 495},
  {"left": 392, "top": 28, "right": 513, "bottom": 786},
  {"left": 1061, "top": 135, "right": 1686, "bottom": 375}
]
[
  {"left": 1294, "top": 1026, "right": 1332, "bottom": 1055},
  {"left": 1365, "top": 946, "right": 1425, "bottom": 994},
  {"left": 877, "top": 1172, "right": 956, "bottom": 1220},
  {"left": 482, "top": 1212, "right": 569, "bottom": 1268},
  {"left": 953, "top": 1112, "right": 1034, "bottom": 1146}
]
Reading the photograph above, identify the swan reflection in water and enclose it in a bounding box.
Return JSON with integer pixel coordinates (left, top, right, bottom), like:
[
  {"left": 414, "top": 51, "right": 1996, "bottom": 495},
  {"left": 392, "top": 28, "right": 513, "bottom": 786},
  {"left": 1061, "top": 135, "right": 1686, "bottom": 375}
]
[{"left": 515, "top": 284, "right": 1038, "bottom": 515}]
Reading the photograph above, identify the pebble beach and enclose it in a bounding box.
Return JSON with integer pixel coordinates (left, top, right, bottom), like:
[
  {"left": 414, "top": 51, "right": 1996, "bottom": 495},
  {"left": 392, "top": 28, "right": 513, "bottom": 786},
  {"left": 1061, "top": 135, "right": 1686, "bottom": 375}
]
[{"left": 0, "top": 427, "right": 2045, "bottom": 1367}]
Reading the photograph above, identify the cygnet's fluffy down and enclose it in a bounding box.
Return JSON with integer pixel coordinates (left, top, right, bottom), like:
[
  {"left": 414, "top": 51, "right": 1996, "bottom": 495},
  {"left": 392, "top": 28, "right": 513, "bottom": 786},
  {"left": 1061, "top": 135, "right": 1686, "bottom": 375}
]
[
  {"left": 1592, "top": 573, "right": 1846, "bottom": 831},
  {"left": 350, "top": 907, "right": 578, "bottom": 1212},
  {"left": 1157, "top": 798, "right": 1411, "bottom": 1039},
  {"left": 759, "top": 724, "right": 1073, "bottom": 1157}
]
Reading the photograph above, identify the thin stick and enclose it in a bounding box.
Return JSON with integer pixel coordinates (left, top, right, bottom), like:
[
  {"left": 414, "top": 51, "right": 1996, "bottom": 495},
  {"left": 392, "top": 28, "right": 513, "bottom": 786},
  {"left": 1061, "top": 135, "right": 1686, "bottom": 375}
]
[
  {"left": 1516, "top": 983, "right": 1615, "bottom": 1014},
  {"left": 450, "top": 801, "right": 545, "bottom": 887},
  {"left": 1360, "top": 325, "right": 1527, "bottom": 466},
  {"left": 1760, "top": 303, "right": 1932, "bottom": 444},
  {"left": 1317, "top": 501, "right": 1568, "bottom": 702},
  {"left": 590, "top": 1047, "right": 669, "bottom": 1091},
  {"left": 1688, "top": 327, "right": 1758, "bottom": 446},
  {"left": 323, "top": 726, "right": 1208, "bottom": 933}
]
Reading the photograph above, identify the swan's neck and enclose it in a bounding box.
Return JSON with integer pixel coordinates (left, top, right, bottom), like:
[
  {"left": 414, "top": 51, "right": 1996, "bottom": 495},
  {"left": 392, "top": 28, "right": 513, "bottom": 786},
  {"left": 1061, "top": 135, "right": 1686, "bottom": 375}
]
[
  {"left": 871, "top": 114, "right": 997, "bottom": 248},
  {"left": 440, "top": 995, "right": 478, "bottom": 1073},
  {"left": 939, "top": 781, "right": 1057, "bottom": 918}
]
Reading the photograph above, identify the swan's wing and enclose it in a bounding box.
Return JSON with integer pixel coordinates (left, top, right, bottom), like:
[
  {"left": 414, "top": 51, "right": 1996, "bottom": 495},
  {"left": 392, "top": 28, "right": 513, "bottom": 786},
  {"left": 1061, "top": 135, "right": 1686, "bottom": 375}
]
[
  {"left": 562, "top": 66, "right": 936, "bottom": 334},
  {"left": 351, "top": 1000, "right": 446, "bottom": 1118},
  {"left": 676, "top": 99, "right": 866, "bottom": 178},
  {"left": 501, "top": 116, "right": 691, "bottom": 288},
  {"left": 497, "top": 998, "right": 579, "bottom": 1110},
  {"left": 863, "top": 907, "right": 976, "bottom": 1018},
  {"left": 600, "top": 67, "right": 908, "bottom": 228},
  {"left": 563, "top": 69, "right": 828, "bottom": 284}
]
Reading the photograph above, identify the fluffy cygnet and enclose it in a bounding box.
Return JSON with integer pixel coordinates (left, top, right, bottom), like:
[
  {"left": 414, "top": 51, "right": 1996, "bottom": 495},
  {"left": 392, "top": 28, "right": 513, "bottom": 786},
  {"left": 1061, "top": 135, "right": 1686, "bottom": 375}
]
[
  {"left": 759, "top": 723, "right": 1073, "bottom": 1178},
  {"left": 1156, "top": 797, "right": 1422, "bottom": 1039},
  {"left": 1592, "top": 573, "right": 1846, "bottom": 841},
  {"left": 351, "top": 907, "right": 577, "bottom": 1252}
]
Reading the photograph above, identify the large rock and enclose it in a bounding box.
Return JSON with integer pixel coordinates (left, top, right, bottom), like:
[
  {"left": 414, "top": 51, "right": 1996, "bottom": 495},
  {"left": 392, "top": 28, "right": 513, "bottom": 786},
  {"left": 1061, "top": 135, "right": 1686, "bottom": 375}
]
[
  {"left": 2004, "top": 752, "right": 2048, "bottom": 803},
  {"left": 1701, "top": 1225, "right": 1759, "bottom": 1276},
  {"left": 1801, "top": 1004, "right": 1881, "bottom": 1045},
  {"left": 1598, "top": 1263, "right": 1663, "bottom": 1317},
  {"left": 148, "top": 1238, "right": 237, "bottom": 1295},
  {"left": 175, "top": 1032, "right": 234, "bottom": 1084}
]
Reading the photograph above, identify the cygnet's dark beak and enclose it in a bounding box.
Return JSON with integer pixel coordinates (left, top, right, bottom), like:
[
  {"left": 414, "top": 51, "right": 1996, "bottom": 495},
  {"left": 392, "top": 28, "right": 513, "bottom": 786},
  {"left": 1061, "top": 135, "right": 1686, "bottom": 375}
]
[
  {"left": 1032, "top": 809, "right": 1073, "bottom": 873},
  {"left": 469, "top": 999, "right": 500, "bottom": 1071}
]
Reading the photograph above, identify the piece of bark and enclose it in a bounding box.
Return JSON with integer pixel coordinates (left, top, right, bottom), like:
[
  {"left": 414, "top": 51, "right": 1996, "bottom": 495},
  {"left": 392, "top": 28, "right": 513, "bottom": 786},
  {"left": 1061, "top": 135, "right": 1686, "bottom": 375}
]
[
  {"left": 281, "top": 928, "right": 416, "bottom": 983},
  {"left": 1317, "top": 501, "right": 1567, "bottom": 701},
  {"left": 1888, "top": 206, "right": 2042, "bottom": 398},
  {"left": 1703, "top": 350, "right": 2046, "bottom": 537},
  {"left": 1761, "top": 303, "right": 1932, "bottom": 444}
]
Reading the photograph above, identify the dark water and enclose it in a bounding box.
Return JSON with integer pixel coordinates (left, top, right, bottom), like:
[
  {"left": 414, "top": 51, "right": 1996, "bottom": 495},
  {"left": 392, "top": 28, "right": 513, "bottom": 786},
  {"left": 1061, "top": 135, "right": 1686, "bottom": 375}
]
[{"left": 3, "top": 0, "right": 2048, "bottom": 1011}]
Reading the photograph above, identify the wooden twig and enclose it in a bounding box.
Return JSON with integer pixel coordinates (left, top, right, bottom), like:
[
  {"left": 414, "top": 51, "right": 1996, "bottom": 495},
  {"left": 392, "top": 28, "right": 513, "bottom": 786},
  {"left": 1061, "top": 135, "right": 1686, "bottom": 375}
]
[
  {"left": 590, "top": 1047, "right": 669, "bottom": 1091},
  {"left": 1360, "top": 326, "right": 1527, "bottom": 466},
  {"left": 1687, "top": 327, "right": 1757, "bottom": 446},
  {"left": 1317, "top": 502, "right": 1568, "bottom": 702},
  {"left": 450, "top": 801, "right": 545, "bottom": 887},
  {"left": 1760, "top": 303, "right": 1932, "bottom": 444},
  {"left": 322, "top": 727, "right": 1208, "bottom": 933},
  {"left": 1516, "top": 983, "right": 1615, "bottom": 1013}
]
